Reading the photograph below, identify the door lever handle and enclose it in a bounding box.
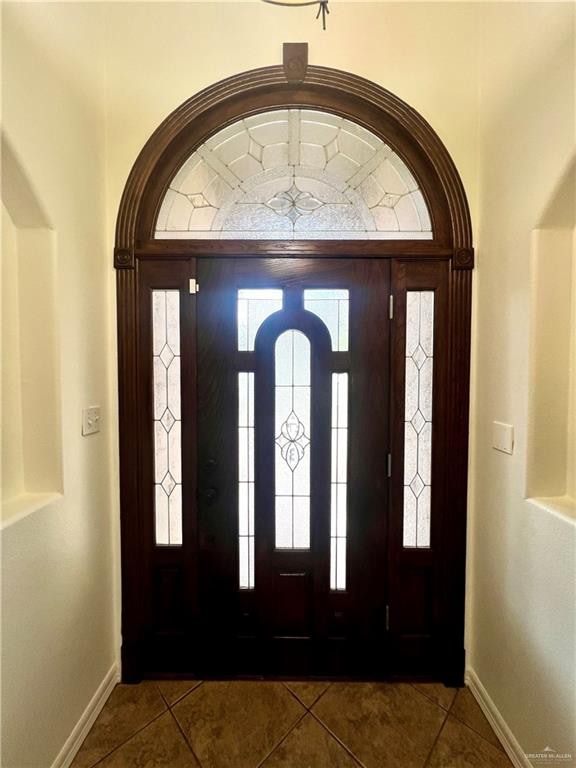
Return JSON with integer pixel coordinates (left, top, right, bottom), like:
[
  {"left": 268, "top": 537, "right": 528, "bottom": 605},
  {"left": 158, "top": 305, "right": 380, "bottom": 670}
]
[{"left": 279, "top": 572, "right": 306, "bottom": 577}]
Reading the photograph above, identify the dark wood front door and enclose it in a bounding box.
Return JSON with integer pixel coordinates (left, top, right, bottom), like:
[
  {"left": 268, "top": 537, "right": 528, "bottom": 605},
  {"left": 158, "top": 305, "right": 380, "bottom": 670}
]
[{"left": 196, "top": 258, "right": 390, "bottom": 677}]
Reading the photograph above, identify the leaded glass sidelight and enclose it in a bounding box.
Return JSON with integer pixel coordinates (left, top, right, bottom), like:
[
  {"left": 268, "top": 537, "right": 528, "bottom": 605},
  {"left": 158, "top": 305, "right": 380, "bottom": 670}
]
[
  {"left": 152, "top": 290, "right": 183, "bottom": 546},
  {"left": 238, "top": 372, "right": 255, "bottom": 589},
  {"left": 275, "top": 331, "right": 311, "bottom": 549},
  {"left": 403, "top": 291, "right": 434, "bottom": 548},
  {"left": 304, "top": 289, "right": 349, "bottom": 351},
  {"left": 331, "top": 373, "right": 349, "bottom": 590},
  {"left": 155, "top": 109, "right": 432, "bottom": 241}
]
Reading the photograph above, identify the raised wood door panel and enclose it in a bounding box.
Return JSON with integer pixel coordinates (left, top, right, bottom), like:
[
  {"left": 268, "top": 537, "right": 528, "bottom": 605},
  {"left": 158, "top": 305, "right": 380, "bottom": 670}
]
[{"left": 196, "top": 258, "right": 390, "bottom": 677}]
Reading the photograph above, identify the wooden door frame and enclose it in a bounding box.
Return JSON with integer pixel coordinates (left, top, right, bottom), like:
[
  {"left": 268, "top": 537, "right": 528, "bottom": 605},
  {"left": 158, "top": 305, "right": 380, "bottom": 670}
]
[{"left": 115, "top": 63, "right": 473, "bottom": 684}]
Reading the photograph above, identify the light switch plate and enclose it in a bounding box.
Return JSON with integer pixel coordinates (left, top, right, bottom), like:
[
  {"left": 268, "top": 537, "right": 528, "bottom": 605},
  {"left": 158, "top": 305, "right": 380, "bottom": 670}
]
[
  {"left": 82, "top": 406, "right": 101, "bottom": 436},
  {"left": 492, "top": 421, "right": 514, "bottom": 454}
]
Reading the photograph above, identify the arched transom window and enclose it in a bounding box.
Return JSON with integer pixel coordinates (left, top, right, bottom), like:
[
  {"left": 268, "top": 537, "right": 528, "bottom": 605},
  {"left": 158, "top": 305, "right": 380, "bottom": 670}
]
[{"left": 155, "top": 109, "right": 432, "bottom": 240}]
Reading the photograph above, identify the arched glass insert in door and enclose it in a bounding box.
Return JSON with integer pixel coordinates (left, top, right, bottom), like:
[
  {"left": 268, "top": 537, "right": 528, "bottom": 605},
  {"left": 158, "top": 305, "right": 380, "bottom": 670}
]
[
  {"left": 154, "top": 109, "right": 432, "bottom": 240},
  {"left": 235, "top": 287, "right": 353, "bottom": 591}
]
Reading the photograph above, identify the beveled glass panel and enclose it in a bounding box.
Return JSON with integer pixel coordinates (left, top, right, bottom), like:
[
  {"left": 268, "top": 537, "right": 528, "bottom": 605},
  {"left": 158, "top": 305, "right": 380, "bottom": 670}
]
[
  {"left": 155, "top": 109, "right": 432, "bottom": 240},
  {"left": 330, "top": 373, "right": 348, "bottom": 590},
  {"left": 152, "top": 290, "right": 182, "bottom": 546},
  {"left": 304, "top": 289, "right": 349, "bottom": 351},
  {"left": 403, "top": 291, "right": 435, "bottom": 548},
  {"left": 238, "top": 289, "right": 283, "bottom": 351},
  {"left": 238, "top": 372, "right": 255, "bottom": 589},
  {"left": 275, "top": 330, "right": 311, "bottom": 549}
]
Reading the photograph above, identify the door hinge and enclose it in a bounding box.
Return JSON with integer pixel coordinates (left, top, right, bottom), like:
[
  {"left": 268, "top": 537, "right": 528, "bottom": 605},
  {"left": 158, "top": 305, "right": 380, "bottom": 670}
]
[
  {"left": 389, "top": 295, "right": 394, "bottom": 320},
  {"left": 385, "top": 604, "right": 390, "bottom": 632},
  {"left": 189, "top": 278, "right": 200, "bottom": 294},
  {"left": 387, "top": 453, "right": 392, "bottom": 478}
]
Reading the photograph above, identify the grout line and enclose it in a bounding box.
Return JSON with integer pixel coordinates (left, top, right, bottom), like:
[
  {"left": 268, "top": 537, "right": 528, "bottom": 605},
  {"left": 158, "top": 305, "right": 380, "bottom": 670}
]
[
  {"left": 307, "top": 682, "right": 331, "bottom": 710},
  {"left": 254, "top": 709, "right": 309, "bottom": 768},
  {"left": 447, "top": 688, "right": 457, "bottom": 716},
  {"left": 448, "top": 687, "right": 506, "bottom": 752},
  {"left": 281, "top": 681, "right": 331, "bottom": 711},
  {"left": 408, "top": 682, "right": 458, "bottom": 713},
  {"left": 168, "top": 706, "right": 205, "bottom": 767},
  {"left": 161, "top": 680, "right": 204, "bottom": 709},
  {"left": 307, "top": 710, "right": 368, "bottom": 768},
  {"left": 421, "top": 683, "right": 456, "bottom": 767},
  {"left": 421, "top": 714, "right": 448, "bottom": 768},
  {"left": 88, "top": 708, "right": 169, "bottom": 768},
  {"left": 449, "top": 710, "right": 509, "bottom": 756}
]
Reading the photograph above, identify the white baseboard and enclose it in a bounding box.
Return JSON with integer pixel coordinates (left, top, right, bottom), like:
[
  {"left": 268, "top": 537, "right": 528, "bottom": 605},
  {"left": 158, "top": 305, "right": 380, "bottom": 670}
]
[
  {"left": 466, "top": 667, "right": 532, "bottom": 768},
  {"left": 51, "top": 662, "right": 120, "bottom": 768}
]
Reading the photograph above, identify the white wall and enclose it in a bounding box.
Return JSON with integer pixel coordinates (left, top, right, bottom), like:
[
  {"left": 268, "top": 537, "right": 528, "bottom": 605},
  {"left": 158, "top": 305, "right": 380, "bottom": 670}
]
[
  {"left": 1, "top": 2, "right": 575, "bottom": 765},
  {"left": 1, "top": 4, "right": 117, "bottom": 767}
]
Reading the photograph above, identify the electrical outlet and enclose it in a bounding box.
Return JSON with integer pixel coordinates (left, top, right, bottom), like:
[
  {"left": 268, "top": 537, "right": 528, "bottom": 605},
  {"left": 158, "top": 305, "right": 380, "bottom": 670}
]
[{"left": 82, "top": 406, "right": 101, "bottom": 436}]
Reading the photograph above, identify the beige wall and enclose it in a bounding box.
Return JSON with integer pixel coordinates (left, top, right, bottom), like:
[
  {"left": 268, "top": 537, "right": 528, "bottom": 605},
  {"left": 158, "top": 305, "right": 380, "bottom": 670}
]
[
  {"left": 103, "top": 1, "right": 480, "bottom": 232},
  {"left": 470, "top": 2, "right": 576, "bottom": 758},
  {"left": 1, "top": 4, "right": 117, "bottom": 767},
  {"left": 1, "top": 205, "right": 25, "bottom": 502},
  {"left": 1, "top": 2, "right": 575, "bottom": 765}
]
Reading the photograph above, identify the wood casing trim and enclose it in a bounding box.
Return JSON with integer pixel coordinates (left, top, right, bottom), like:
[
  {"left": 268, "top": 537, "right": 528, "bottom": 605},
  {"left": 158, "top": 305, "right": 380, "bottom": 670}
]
[
  {"left": 114, "top": 64, "right": 473, "bottom": 269},
  {"left": 115, "top": 62, "right": 474, "bottom": 684}
]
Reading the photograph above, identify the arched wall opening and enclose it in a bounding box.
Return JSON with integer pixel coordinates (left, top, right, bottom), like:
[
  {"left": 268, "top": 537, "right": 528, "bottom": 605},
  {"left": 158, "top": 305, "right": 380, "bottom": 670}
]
[
  {"left": 1, "top": 134, "right": 63, "bottom": 526},
  {"left": 528, "top": 157, "right": 576, "bottom": 515}
]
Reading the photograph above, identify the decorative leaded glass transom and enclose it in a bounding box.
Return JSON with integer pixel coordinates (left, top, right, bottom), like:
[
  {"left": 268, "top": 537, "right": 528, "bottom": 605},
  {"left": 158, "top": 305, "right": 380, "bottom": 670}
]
[{"left": 155, "top": 109, "right": 432, "bottom": 240}]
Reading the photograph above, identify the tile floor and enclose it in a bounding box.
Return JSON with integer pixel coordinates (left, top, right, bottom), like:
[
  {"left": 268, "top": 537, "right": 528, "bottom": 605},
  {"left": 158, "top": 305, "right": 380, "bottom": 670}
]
[{"left": 71, "top": 680, "right": 513, "bottom": 768}]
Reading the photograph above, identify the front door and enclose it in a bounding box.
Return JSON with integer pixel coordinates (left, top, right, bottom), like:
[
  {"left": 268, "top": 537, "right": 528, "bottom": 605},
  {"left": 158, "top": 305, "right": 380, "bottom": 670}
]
[{"left": 196, "top": 258, "right": 390, "bottom": 677}]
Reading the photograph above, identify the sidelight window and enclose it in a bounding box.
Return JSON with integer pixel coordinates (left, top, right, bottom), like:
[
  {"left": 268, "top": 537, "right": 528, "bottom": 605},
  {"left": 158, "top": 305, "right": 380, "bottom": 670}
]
[
  {"left": 152, "top": 290, "right": 183, "bottom": 546},
  {"left": 403, "top": 291, "right": 434, "bottom": 548}
]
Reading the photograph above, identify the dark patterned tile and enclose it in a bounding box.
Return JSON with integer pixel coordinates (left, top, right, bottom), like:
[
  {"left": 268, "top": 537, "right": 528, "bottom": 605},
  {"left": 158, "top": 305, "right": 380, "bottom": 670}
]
[
  {"left": 173, "top": 681, "right": 304, "bottom": 768},
  {"left": 97, "top": 712, "right": 199, "bottom": 767},
  {"left": 156, "top": 680, "right": 202, "bottom": 706},
  {"left": 412, "top": 683, "right": 458, "bottom": 711},
  {"left": 71, "top": 682, "right": 167, "bottom": 768},
  {"left": 427, "top": 716, "right": 513, "bottom": 768},
  {"left": 312, "top": 682, "right": 446, "bottom": 768},
  {"left": 263, "top": 714, "right": 358, "bottom": 768},
  {"left": 284, "top": 681, "right": 330, "bottom": 708},
  {"left": 451, "top": 688, "right": 503, "bottom": 750}
]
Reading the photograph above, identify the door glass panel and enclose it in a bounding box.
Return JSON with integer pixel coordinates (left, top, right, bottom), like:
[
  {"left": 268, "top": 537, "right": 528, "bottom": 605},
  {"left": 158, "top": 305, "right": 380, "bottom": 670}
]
[
  {"left": 152, "top": 290, "right": 182, "bottom": 546},
  {"left": 275, "top": 330, "right": 311, "bottom": 549},
  {"left": 238, "top": 372, "right": 255, "bottom": 588},
  {"left": 331, "top": 373, "right": 349, "bottom": 590},
  {"left": 304, "top": 289, "right": 349, "bottom": 351},
  {"left": 403, "top": 291, "right": 434, "bottom": 547},
  {"left": 238, "top": 288, "right": 283, "bottom": 351}
]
